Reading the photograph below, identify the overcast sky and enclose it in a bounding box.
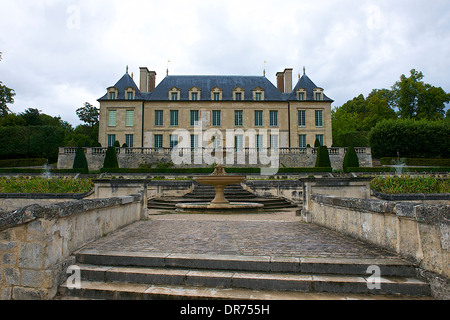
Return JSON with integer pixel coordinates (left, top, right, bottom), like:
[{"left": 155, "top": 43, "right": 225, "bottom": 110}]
[{"left": 1, "top": 0, "right": 449, "bottom": 126}]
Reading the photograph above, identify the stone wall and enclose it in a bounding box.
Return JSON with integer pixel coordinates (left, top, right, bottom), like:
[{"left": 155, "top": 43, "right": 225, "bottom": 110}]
[
  {"left": 242, "top": 180, "right": 304, "bottom": 203},
  {"left": 57, "top": 147, "right": 373, "bottom": 171},
  {"left": 305, "top": 194, "right": 449, "bottom": 299},
  {"left": 0, "top": 194, "right": 144, "bottom": 300}
]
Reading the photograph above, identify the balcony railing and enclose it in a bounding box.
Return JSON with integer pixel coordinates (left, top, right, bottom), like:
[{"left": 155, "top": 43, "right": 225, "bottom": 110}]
[{"left": 59, "top": 147, "right": 371, "bottom": 156}]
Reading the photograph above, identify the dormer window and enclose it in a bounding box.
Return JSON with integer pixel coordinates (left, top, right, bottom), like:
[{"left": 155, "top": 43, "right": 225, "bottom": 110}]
[
  {"left": 313, "top": 88, "right": 324, "bottom": 101},
  {"left": 169, "top": 87, "right": 181, "bottom": 101},
  {"left": 125, "top": 87, "right": 135, "bottom": 100},
  {"left": 107, "top": 87, "right": 118, "bottom": 100},
  {"left": 211, "top": 87, "right": 223, "bottom": 101},
  {"left": 297, "top": 88, "right": 306, "bottom": 101},
  {"left": 233, "top": 87, "right": 245, "bottom": 101},
  {"left": 189, "top": 87, "right": 201, "bottom": 101},
  {"left": 252, "top": 87, "right": 265, "bottom": 101}
]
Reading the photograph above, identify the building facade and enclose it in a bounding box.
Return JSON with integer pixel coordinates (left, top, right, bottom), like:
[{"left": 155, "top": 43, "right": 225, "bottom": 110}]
[{"left": 98, "top": 67, "right": 333, "bottom": 151}]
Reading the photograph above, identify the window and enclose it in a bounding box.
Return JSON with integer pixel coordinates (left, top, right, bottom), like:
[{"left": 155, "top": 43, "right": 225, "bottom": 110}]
[
  {"left": 126, "top": 110, "right": 134, "bottom": 127},
  {"left": 170, "top": 110, "right": 179, "bottom": 126},
  {"left": 235, "top": 92, "right": 242, "bottom": 101},
  {"left": 298, "top": 110, "right": 306, "bottom": 127},
  {"left": 298, "top": 92, "right": 305, "bottom": 101},
  {"left": 235, "top": 134, "right": 244, "bottom": 150},
  {"left": 213, "top": 92, "right": 220, "bottom": 101},
  {"left": 235, "top": 111, "right": 243, "bottom": 126},
  {"left": 254, "top": 111, "right": 263, "bottom": 127},
  {"left": 108, "top": 110, "right": 116, "bottom": 127},
  {"left": 109, "top": 92, "right": 116, "bottom": 100},
  {"left": 270, "top": 111, "right": 278, "bottom": 127},
  {"left": 256, "top": 134, "right": 263, "bottom": 151},
  {"left": 190, "top": 110, "right": 199, "bottom": 126},
  {"left": 315, "top": 110, "right": 323, "bottom": 127},
  {"left": 191, "top": 92, "right": 198, "bottom": 101},
  {"left": 212, "top": 136, "right": 221, "bottom": 150},
  {"left": 255, "top": 92, "right": 262, "bottom": 101},
  {"left": 212, "top": 110, "right": 221, "bottom": 127},
  {"left": 270, "top": 134, "right": 279, "bottom": 149},
  {"left": 154, "top": 135, "right": 163, "bottom": 148},
  {"left": 155, "top": 110, "right": 163, "bottom": 126},
  {"left": 316, "top": 134, "right": 323, "bottom": 146},
  {"left": 299, "top": 135, "right": 307, "bottom": 148},
  {"left": 170, "top": 134, "right": 178, "bottom": 149},
  {"left": 171, "top": 92, "right": 178, "bottom": 101},
  {"left": 190, "top": 134, "right": 199, "bottom": 149},
  {"left": 127, "top": 92, "right": 133, "bottom": 100},
  {"left": 125, "top": 134, "right": 134, "bottom": 148},
  {"left": 107, "top": 134, "right": 116, "bottom": 147},
  {"left": 315, "top": 92, "right": 322, "bottom": 101}
]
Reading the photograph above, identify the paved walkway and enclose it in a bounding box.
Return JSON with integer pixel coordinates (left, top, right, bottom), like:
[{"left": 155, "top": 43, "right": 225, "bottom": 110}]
[{"left": 81, "top": 209, "right": 401, "bottom": 260}]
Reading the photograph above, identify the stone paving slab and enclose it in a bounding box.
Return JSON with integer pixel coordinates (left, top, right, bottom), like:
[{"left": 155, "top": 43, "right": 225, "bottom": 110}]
[{"left": 80, "top": 210, "right": 402, "bottom": 260}]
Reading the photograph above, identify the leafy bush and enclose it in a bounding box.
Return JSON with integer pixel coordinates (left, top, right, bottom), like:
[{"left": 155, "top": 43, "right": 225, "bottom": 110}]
[
  {"left": 343, "top": 146, "right": 359, "bottom": 172},
  {"left": 369, "top": 119, "right": 450, "bottom": 158},
  {"left": 102, "top": 146, "right": 119, "bottom": 169},
  {"left": 370, "top": 176, "right": 449, "bottom": 194},
  {"left": 315, "top": 146, "right": 331, "bottom": 168},
  {"left": 73, "top": 147, "right": 89, "bottom": 174}
]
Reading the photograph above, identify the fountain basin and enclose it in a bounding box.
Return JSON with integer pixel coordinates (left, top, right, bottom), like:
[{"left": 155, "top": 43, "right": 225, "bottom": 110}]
[{"left": 194, "top": 175, "right": 245, "bottom": 205}]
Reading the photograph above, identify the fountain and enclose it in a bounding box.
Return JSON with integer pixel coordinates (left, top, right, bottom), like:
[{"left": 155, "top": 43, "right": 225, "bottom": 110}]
[{"left": 175, "top": 165, "right": 264, "bottom": 212}]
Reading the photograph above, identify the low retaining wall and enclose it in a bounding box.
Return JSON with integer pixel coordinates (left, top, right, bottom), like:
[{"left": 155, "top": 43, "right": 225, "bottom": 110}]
[
  {"left": 0, "top": 190, "right": 95, "bottom": 212},
  {"left": 305, "top": 194, "right": 449, "bottom": 298},
  {"left": 242, "top": 180, "right": 303, "bottom": 203},
  {"left": 57, "top": 147, "right": 373, "bottom": 171},
  {"left": 0, "top": 194, "right": 144, "bottom": 300}
]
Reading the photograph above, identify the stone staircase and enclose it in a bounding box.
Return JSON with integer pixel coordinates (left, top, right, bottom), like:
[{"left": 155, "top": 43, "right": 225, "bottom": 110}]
[
  {"left": 58, "top": 249, "right": 432, "bottom": 300},
  {"left": 148, "top": 184, "right": 299, "bottom": 211}
]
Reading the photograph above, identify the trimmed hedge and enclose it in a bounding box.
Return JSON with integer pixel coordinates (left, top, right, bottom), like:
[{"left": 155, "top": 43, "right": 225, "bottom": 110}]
[
  {"left": 73, "top": 147, "right": 89, "bottom": 174},
  {"left": 0, "top": 158, "right": 47, "bottom": 168},
  {"left": 315, "top": 146, "right": 331, "bottom": 168},
  {"left": 380, "top": 157, "right": 450, "bottom": 167},
  {"left": 343, "top": 146, "right": 359, "bottom": 172},
  {"left": 369, "top": 119, "right": 449, "bottom": 158},
  {"left": 347, "top": 167, "right": 450, "bottom": 173},
  {"left": 100, "top": 167, "right": 333, "bottom": 174},
  {"left": 102, "top": 146, "right": 119, "bottom": 169}
]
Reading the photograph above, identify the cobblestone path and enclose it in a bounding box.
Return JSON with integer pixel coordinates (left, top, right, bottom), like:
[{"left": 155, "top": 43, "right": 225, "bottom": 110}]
[{"left": 81, "top": 210, "right": 401, "bottom": 260}]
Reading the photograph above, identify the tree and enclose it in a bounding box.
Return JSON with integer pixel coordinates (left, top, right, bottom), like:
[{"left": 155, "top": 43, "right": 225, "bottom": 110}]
[
  {"left": 73, "top": 147, "right": 89, "bottom": 173},
  {"left": 315, "top": 146, "right": 331, "bottom": 168},
  {"left": 76, "top": 102, "right": 99, "bottom": 127},
  {"left": 0, "top": 81, "right": 15, "bottom": 117},
  {"left": 343, "top": 146, "right": 359, "bottom": 172},
  {"left": 392, "top": 69, "right": 450, "bottom": 120},
  {"left": 102, "top": 146, "right": 119, "bottom": 169}
]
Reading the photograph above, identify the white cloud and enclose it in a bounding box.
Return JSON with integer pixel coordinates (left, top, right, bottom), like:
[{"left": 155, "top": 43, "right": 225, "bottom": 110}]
[{"left": 0, "top": 0, "right": 449, "bottom": 124}]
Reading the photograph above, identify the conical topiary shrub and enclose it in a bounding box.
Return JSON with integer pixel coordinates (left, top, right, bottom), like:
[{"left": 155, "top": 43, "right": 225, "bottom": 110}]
[
  {"left": 103, "top": 146, "right": 119, "bottom": 170},
  {"left": 315, "top": 145, "right": 331, "bottom": 168},
  {"left": 343, "top": 146, "right": 360, "bottom": 172},
  {"left": 73, "top": 147, "right": 89, "bottom": 174}
]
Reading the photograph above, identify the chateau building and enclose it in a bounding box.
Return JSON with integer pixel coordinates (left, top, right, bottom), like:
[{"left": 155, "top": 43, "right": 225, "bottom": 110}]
[{"left": 97, "top": 66, "right": 333, "bottom": 150}]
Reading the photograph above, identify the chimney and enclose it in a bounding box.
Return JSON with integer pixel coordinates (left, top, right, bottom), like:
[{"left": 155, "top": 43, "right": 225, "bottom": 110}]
[
  {"left": 276, "top": 72, "right": 285, "bottom": 93},
  {"left": 139, "top": 67, "right": 157, "bottom": 93},
  {"left": 284, "top": 68, "right": 293, "bottom": 93},
  {"left": 139, "top": 67, "right": 149, "bottom": 92},
  {"left": 148, "top": 71, "right": 157, "bottom": 93}
]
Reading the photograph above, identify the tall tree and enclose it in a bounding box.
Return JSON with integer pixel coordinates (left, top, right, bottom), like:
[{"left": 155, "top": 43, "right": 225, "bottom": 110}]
[
  {"left": 76, "top": 102, "right": 99, "bottom": 127},
  {"left": 0, "top": 81, "right": 15, "bottom": 117},
  {"left": 392, "top": 69, "right": 450, "bottom": 119}
]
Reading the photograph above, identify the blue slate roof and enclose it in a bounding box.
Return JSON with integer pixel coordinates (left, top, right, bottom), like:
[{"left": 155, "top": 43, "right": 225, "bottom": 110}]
[
  {"left": 149, "top": 75, "right": 284, "bottom": 101},
  {"left": 98, "top": 72, "right": 333, "bottom": 102},
  {"left": 286, "top": 74, "right": 333, "bottom": 102}
]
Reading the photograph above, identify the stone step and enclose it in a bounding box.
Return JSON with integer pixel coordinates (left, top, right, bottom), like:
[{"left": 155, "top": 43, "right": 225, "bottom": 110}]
[
  {"left": 60, "top": 264, "right": 430, "bottom": 298},
  {"left": 74, "top": 250, "right": 418, "bottom": 277},
  {"left": 58, "top": 281, "right": 432, "bottom": 300}
]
